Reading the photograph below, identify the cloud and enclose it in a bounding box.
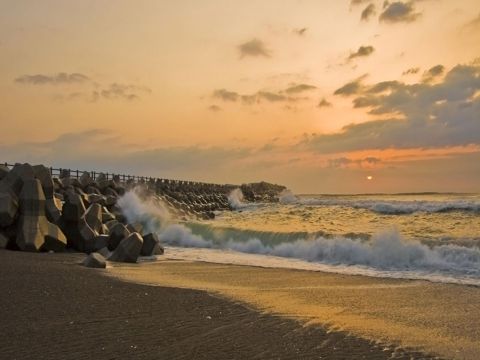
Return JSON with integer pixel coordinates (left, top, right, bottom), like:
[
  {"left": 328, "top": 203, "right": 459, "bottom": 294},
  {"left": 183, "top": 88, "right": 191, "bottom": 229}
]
[
  {"left": 422, "top": 64, "right": 445, "bottom": 83},
  {"left": 14, "top": 72, "right": 151, "bottom": 102},
  {"left": 212, "top": 89, "right": 240, "bottom": 102},
  {"left": 293, "top": 28, "right": 308, "bottom": 36},
  {"left": 317, "top": 98, "right": 332, "bottom": 108},
  {"left": 350, "top": 0, "right": 371, "bottom": 6},
  {"left": 361, "top": 4, "right": 376, "bottom": 21},
  {"left": 284, "top": 83, "right": 317, "bottom": 94},
  {"left": 380, "top": 1, "right": 421, "bottom": 23},
  {"left": 238, "top": 39, "right": 271, "bottom": 58},
  {"left": 0, "top": 129, "right": 254, "bottom": 182},
  {"left": 54, "top": 91, "right": 99, "bottom": 103},
  {"left": 241, "top": 94, "right": 257, "bottom": 105},
  {"left": 211, "top": 82, "right": 318, "bottom": 106},
  {"left": 257, "top": 91, "right": 287, "bottom": 102},
  {"left": 367, "top": 80, "right": 402, "bottom": 94},
  {"left": 402, "top": 67, "right": 420, "bottom": 75},
  {"left": 328, "top": 156, "right": 381, "bottom": 168},
  {"left": 208, "top": 105, "right": 222, "bottom": 112},
  {"left": 2, "top": 128, "right": 478, "bottom": 194},
  {"left": 14, "top": 72, "right": 90, "bottom": 85},
  {"left": 465, "top": 12, "right": 480, "bottom": 28},
  {"left": 54, "top": 83, "right": 151, "bottom": 102},
  {"left": 100, "top": 83, "right": 151, "bottom": 101},
  {"left": 304, "top": 61, "right": 480, "bottom": 153},
  {"left": 334, "top": 75, "right": 368, "bottom": 96},
  {"left": 348, "top": 46, "right": 375, "bottom": 61}
]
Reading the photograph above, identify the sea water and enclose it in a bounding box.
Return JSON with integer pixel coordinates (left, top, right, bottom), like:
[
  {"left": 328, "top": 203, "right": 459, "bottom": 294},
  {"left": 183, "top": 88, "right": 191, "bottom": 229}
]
[{"left": 118, "top": 191, "right": 480, "bottom": 286}]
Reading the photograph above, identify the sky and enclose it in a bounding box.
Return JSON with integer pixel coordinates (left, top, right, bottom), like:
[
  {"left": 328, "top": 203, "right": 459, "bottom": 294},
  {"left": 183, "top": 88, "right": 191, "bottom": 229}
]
[{"left": 1, "top": 0, "right": 479, "bottom": 193}]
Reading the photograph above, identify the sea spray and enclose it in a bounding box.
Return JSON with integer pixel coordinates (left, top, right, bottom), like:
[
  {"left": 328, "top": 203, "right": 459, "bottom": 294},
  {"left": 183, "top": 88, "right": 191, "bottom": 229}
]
[
  {"left": 278, "top": 189, "right": 298, "bottom": 204},
  {"left": 227, "top": 188, "right": 247, "bottom": 210},
  {"left": 116, "top": 189, "right": 171, "bottom": 234}
]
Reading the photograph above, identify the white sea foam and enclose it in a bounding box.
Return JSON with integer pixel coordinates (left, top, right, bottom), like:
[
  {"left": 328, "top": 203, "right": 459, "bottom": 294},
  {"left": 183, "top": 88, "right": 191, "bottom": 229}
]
[
  {"left": 227, "top": 188, "right": 248, "bottom": 210},
  {"left": 116, "top": 189, "right": 170, "bottom": 233},
  {"left": 163, "top": 246, "right": 480, "bottom": 286},
  {"left": 118, "top": 190, "right": 480, "bottom": 285},
  {"left": 278, "top": 189, "right": 299, "bottom": 204},
  {"left": 160, "top": 224, "right": 480, "bottom": 278},
  {"left": 301, "top": 198, "right": 480, "bottom": 214}
]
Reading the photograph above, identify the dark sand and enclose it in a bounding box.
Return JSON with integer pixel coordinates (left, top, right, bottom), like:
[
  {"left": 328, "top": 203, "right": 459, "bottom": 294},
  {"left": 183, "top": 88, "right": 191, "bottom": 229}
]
[{"left": 0, "top": 250, "right": 438, "bottom": 360}]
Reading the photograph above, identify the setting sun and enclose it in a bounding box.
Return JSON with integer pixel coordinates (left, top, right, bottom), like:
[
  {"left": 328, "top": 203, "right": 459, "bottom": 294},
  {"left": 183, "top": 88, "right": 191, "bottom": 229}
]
[{"left": 367, "top": 176, "right": 373, "bottom": 181}]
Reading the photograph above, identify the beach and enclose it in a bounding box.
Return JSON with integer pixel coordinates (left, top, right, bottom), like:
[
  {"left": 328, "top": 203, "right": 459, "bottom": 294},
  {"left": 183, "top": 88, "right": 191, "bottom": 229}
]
[
  {"left": 0, "top": 249, "right": 442, "bottom": 360},
  {"left": 108, "top": 256, "right": 480, "bottom": 360}
]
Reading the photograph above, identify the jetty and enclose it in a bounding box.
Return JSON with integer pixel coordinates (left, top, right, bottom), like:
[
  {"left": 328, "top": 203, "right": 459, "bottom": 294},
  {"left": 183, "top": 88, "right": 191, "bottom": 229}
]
[{"left": 0, "top": 162, "right": 285, "bottom": 265}]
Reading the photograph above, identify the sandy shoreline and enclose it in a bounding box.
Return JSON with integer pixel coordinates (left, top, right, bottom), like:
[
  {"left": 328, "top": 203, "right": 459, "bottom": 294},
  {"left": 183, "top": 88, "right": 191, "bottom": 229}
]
[
  {"left": 108, "top": 257, "right": 480, "bottom": 360},
  {"left": 0, "top": 250, "right": 439, "bottom": 359}
]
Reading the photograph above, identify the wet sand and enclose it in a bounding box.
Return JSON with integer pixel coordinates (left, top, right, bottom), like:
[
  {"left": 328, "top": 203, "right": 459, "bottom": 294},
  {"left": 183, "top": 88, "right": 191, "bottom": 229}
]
[
  {"left": 0, "top": 250, "right": 436, "bottom": 359},
  {"left": 108, "top": 258, "right": 480, "bottom": 360}
]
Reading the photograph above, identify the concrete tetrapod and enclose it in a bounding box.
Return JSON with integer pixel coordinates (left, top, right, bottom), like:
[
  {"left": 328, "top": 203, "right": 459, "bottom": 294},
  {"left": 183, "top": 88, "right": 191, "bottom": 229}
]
[
  {"left": 60, "top": 192, "right": 97, "bottom": 253},
  {"left": 0, "top": 192, "right": 18, "bottom": 227},
  {"left": 107, "top": 222, "right": 130, "bottom": 251},
  {"left": 108, "top": 232, "right": 143, "bottom": 263},
  {"left": 141, "top": 233, "right": 164, "bottom": 256},
  {"left": 83, "top": 203, "right": 103, "bottom": 234},
  {"left": 33, "top": 165, "right": 62, "bottom": 224},
  {"left": 16, "top": 179, "right": 67, "bottom": 252},
  {"left": 83, "top": 252, "right": 107, "bottom": 268},
  {"left": 0, "top": 164, "right": 9, "bottom": 181}
]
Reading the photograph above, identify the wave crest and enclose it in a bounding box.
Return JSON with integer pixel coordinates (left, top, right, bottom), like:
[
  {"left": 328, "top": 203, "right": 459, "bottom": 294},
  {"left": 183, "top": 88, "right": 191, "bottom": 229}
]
[
  {"left": 301, "top": 198, "right": 480, "bottom": 214},
  {"left": 118, "top": 190, "right": 480, "bottom": 285}
]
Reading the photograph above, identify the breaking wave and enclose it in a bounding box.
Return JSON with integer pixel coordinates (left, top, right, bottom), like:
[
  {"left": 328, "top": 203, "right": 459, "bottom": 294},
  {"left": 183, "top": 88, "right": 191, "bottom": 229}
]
[
  {"left": 227, "top": 188, "right": 248, "bottom": 210},
  {"left": 300, "top": 198, "right": 480, "bottom": 215},
  {"left": 278, "top": 189, "right": 299, "bottom": 204},
  {"left": 118, "top": 190, "right": 480, "bottom": 285},
  {"left": 159, "top": 224, "right": 480, "bottom": 281}
]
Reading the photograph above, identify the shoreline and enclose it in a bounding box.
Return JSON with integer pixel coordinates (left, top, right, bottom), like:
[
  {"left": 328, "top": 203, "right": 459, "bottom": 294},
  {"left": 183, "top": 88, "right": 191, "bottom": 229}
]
[
  {"left": 0, "top": 249, "right": 438, "bottom": 360},
  {"left": 107, "top": 256, "right": 480, "bottom": 360},
  {"left": 151, "top": 245, "right": 480, "bottom": 287}
]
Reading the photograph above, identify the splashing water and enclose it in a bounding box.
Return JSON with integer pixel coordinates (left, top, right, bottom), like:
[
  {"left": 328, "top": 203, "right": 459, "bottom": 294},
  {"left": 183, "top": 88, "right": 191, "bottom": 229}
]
[
  {"left": 227, "top": 188, "right": 248, "bottom": 210},
  {"left": 117, "top": 190, "right": 480, "bottom": 285},
  {"left": 116, "top": 189, "right": 170, "bottom": 234},
  {"left": 278, "top": 189, "right": 299, "bottom": 204}
]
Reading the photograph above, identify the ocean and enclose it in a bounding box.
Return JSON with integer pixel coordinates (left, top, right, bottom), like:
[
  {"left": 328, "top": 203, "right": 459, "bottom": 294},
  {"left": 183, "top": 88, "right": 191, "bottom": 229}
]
[{"left": 118, "top": 190, "right": 480, "bottom": 286}]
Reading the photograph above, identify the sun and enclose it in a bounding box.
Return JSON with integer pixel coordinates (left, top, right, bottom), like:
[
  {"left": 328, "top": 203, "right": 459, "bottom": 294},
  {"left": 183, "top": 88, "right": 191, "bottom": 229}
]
[{"left": 367, "top": 175, "right": 373, "bottom": 180}]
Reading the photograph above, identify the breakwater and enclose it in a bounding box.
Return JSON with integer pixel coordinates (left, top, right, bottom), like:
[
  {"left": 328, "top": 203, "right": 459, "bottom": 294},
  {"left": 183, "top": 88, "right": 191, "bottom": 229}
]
[{"left": 0, "top": 162, "right": 286, "bottom": 265}]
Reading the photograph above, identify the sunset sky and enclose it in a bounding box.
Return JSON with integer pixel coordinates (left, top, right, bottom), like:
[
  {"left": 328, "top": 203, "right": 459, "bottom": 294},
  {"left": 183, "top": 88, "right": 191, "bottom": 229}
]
[{"left": 1, "top": 0, "right": 479, "bottom": 193}]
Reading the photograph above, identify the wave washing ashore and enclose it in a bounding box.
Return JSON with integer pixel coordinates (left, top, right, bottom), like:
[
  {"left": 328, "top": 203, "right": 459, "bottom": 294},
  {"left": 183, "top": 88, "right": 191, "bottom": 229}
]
[{"left": 120, "top": 190, "right": 480, "bottom": 286}]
